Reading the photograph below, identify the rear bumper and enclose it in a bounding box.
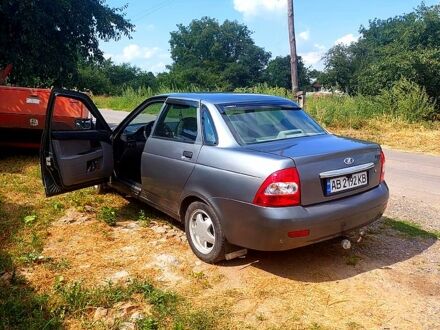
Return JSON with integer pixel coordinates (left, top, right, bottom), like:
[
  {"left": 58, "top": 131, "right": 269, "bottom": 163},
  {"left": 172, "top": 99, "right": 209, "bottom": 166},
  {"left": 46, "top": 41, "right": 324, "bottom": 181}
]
[{"left": 210, "top": 182, "right": 389, "bottom": 251}]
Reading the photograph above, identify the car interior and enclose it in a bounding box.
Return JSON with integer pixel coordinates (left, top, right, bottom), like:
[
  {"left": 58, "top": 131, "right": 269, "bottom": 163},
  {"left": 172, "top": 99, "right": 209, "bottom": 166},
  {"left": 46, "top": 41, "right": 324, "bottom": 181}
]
[{"left": 113, "top": 103, "right": 198, "bottom": 185}]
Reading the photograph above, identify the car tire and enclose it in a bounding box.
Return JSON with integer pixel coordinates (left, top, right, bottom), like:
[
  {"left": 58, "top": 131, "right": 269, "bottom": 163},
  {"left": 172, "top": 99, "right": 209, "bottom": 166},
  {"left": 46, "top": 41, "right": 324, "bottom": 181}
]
[{"left": 185, "top": 201, "right": 226, "bottom": 263}]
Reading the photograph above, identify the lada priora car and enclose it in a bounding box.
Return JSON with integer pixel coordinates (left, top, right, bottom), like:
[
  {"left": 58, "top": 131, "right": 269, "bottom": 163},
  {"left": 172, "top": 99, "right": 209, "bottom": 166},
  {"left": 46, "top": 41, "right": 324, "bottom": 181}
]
[{"left": 40, "top": 89, "right": 389, "bottom": 263}]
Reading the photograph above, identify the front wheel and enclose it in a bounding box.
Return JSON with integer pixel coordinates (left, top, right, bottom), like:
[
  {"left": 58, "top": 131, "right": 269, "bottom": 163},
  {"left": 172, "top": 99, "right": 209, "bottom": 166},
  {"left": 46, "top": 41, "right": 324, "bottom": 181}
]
[{"left": 185, "top": 201, "right": 226, "bottom": 263}]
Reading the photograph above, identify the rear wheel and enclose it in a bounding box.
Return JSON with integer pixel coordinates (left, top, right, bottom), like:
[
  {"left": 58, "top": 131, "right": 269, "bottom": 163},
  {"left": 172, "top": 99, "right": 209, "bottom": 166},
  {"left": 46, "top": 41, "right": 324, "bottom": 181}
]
[{"left": 185, "top": 201, "right": 226, "bottom": 263}]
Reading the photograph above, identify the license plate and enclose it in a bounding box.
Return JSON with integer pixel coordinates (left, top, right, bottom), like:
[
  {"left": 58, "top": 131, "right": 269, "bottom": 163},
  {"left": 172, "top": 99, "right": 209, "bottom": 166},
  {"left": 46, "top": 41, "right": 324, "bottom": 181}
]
[{"left": 326, "top": 171, "right": 368, "bottom": 194}]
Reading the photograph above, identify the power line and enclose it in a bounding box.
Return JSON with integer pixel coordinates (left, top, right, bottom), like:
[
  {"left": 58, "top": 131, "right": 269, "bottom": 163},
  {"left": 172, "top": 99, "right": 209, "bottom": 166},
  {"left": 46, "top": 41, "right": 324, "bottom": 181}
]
[{"left": 131, "top": 0, "right": 176, "bottom": 22}]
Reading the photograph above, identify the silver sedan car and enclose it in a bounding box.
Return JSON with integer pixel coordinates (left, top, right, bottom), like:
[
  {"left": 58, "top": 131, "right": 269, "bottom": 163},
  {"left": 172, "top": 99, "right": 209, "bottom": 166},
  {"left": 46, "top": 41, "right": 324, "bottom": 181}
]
[{"left": 41, "top": 89, "right": 389, "bottom": 263}]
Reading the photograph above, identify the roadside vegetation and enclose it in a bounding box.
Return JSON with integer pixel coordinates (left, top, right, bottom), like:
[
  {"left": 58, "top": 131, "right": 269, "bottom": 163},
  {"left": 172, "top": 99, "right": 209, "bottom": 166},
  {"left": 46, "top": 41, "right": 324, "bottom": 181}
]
[{"left": 93, "top": 80, "right": 440, "bottom": 154}]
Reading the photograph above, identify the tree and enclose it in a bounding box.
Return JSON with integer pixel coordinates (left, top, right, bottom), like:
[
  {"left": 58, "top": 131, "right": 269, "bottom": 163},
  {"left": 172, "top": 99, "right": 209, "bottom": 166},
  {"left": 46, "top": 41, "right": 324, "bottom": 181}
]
[
  {"left": 0, "top": 0, "right": 134, "bottom": 87},
  {"left": 264, "top": 55, "right": 311, "bottom": 90},
  {"left": 77, "top": 59, "right": 158, "bottom": 95},
  {"left": 167, "top": 17, "right": 271, "bottom": 90},
  {"left": 321, "top": 44, "right": 357, "bottom": 94},
  {"left": 321, "top": 3, "right": 440, "bottom": 102}
]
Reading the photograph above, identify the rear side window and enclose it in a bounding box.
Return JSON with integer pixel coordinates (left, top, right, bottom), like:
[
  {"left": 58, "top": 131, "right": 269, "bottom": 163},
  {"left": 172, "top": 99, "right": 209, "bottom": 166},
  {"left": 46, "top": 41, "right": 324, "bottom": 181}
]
[
  {"left": 153, "top": 104, "right": 198, "bottom": 143},
  {"left": 220, "top": 105, "right": 325, "bottom": 145},
  {"left": 201, "top": 108, "right": 217, "bottom": 145}
]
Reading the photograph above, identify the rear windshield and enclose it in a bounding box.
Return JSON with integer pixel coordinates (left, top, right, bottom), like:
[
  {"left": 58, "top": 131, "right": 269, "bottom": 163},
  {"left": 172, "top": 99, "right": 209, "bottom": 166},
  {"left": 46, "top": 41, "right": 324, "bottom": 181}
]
[{"left": 219, "top": 105, "right": 326, "bottom": 145}]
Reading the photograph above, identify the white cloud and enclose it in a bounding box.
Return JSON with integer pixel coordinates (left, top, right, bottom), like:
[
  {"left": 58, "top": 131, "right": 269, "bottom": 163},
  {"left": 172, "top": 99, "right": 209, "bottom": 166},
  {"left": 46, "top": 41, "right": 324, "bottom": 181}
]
[
  {"left": 299, "top": 44, "right": 326, "bottom": 68},
  {"left": 299, "top": 30, "right": 310, "bottom": 41},
  {"left": 150, "top": 62, "right": 168, "bottom": 73},
  {"left": 106, "top": 44, "right": 171, "bottom": 74},
  {"left": 116, "top": 44, "right": 161, "bottom": 61},
  {"left": 233, "top": 0, "right": 286, "bottom": 18},
  {"left": 301, "top": 51, "right": 323, "bottom": 66},
  {"left": 120, "top": 44, "right": 142, "bottom": 61},
  {"left": 334, "top": 33, "right": 359, "bottom": 46}
]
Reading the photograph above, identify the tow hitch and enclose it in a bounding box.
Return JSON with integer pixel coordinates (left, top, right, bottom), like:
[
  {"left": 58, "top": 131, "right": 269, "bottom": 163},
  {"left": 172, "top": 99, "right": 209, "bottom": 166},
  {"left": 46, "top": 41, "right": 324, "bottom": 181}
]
[{"left": 341, "top": 228, "right": 367, "bottom": 250}]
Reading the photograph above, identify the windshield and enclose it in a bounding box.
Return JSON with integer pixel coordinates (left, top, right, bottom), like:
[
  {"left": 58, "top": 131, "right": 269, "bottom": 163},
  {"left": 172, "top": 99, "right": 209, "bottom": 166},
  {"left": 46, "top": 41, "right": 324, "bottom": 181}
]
[{"left": 220, "top": 105, "right": 326, "bottom": 145}]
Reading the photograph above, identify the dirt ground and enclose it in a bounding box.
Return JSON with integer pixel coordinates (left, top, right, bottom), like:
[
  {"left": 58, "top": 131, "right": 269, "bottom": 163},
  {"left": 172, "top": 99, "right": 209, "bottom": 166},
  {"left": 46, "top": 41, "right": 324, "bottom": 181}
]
[
  {"left": 1, "top": 153, "right": 439, "bottom": 329},
  {"left": 24, "top": 203, "right": 440, "bottom": 329}
]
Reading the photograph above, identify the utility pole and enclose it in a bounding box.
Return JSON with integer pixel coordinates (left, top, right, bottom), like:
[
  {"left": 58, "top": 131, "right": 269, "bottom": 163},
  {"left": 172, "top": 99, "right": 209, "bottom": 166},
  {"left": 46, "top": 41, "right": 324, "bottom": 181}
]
[{"left": 287, "top": 0, "right": 299, "bottom": 97}]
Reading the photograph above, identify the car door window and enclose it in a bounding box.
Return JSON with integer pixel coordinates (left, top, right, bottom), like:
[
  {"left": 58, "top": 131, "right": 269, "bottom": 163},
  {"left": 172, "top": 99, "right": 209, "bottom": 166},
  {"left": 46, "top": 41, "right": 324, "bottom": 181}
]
[
  {"left": 153, "top": 104, "right": 198, "bottom": 143},
  {"left": 201, "top": 107, "right": 218, "bottom": 145},
  {"left": 123, "top": 101, "right": 165, "bottom": 135},
  {"left": 52, "top": 96, "right": 95, "bottom": 131}
]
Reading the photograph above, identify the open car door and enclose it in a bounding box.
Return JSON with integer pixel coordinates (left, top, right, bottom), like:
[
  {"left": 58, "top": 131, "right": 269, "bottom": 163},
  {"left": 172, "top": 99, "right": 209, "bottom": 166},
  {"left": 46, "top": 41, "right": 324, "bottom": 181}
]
[{"left": 40, "top": 89, "right": 113, "bottom": 197}]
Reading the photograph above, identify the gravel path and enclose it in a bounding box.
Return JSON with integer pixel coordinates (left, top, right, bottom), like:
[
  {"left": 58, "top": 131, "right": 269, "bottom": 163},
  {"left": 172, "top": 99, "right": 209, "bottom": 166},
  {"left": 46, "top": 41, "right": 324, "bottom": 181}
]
[{"left": 383, "top": 148, "right": 440, "bottom": 231}]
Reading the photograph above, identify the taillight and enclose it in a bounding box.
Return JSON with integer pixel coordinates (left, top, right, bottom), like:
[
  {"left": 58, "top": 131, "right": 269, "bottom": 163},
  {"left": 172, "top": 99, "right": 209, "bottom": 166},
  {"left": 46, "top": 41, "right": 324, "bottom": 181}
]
[
  {"left": 380, "top": 150, "right": 385, "bottom": 182},
  {"left": 253, "top": 168, "right": 301, "bottom": 207}
]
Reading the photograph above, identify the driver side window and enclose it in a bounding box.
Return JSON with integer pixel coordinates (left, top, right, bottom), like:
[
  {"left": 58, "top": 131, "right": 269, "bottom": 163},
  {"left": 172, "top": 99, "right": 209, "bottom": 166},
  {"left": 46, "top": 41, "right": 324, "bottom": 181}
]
[
  {"left": 123, "top": 101, "right": 164, "bottom": 135},
  {"left": 153, "top": 104, "right": 198, "bottom": 143}
]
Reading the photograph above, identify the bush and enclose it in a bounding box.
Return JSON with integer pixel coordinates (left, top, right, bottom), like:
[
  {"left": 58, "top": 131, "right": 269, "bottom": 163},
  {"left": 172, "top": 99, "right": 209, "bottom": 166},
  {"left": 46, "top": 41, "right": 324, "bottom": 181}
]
[{"left": 377, "top": 78, "right": 437, "bottom": 122}]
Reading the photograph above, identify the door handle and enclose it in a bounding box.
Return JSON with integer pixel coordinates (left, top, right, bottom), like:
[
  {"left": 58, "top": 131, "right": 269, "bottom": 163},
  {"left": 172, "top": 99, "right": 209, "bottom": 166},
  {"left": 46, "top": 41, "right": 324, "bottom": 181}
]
[{"left": 182, "top": 150, "right": 193, "bottom": 159}]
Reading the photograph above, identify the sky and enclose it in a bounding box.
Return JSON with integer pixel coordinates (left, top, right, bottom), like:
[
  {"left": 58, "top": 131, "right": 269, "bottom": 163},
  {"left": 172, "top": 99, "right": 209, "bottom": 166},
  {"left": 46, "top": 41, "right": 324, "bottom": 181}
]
[{"left": 101, "top": 0, "right": 438, "bottom": 73}]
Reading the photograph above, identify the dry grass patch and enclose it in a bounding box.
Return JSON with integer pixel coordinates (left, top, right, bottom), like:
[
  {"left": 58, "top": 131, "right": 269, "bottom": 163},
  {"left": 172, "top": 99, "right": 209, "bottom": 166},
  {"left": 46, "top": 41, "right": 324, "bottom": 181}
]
[{"left": 326, "top": 119, "right": 440, "bottom": 155}]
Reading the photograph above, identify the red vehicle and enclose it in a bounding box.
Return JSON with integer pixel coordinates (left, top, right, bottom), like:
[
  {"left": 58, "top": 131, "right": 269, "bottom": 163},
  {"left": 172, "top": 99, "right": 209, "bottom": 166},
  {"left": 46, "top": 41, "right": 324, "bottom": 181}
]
[{"left": 0, "top": 85, "right": 90, "bottom": 148}]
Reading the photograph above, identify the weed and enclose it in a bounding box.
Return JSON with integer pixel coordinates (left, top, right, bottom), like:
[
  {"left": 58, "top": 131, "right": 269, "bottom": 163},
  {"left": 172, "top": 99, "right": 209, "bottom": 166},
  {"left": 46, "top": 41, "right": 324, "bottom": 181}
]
[
  {"left": 52, "top": 201, "right": 64, "bottom": 212},
  {"left": 99, "top": 206, "right": 117, "bottom": 226},
  {"left": 46, "top": 258, "right": 71, "bottom": 271},
  {"left": 383, "top": 217, "right": 439, "bottom": 239},
  {"left": 138, "top": 209, "right": 151, "bottom": 227},
  {"left": 190, "top": 271, "right": 212, "bottom": 288},
  {"left": 345, "top": 255, "right": 362, "bottom": 266},
  {"left": 136, "top": 317, "right": 159, "bottom": 330},
  {"left": 23, "top": 214, "right": 37, "bottom": 225}
]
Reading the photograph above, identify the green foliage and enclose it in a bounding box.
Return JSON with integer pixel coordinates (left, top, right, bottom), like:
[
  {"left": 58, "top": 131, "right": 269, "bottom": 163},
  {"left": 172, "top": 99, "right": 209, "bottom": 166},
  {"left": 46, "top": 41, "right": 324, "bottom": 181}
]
[
  {"left": 93, "top": 85, "right": 203, "bottom": 111},
  {"left": 321, "top": 44, "right": 357, "bottom": 94},
  {"left": 0, "top": 0, "right": 134, "bottom": 87},
  {"left": 377, "top": 78, "right": 436, "bottom": 121},
  {"left": 99, "top": 206, "right": 117, "bottom": 226},
  {"left": 166, "top": 17, "right": 271, "bottom": 90},
  {"left": 136, "top": 317, "right": 159, "bottom": 330},
  {"left": 264, "top": 55, "right": 314, "bottom": 91},
  {"left": 77, "top": 59, "right": 158, "bottom": 95},
  {"left": 234, "top": 83, "right": 291, "bottom": 98},
  {"left": 23, "top": 214, "right": 37, "bottom": 226},
  {"left": 306, "top": 79, "right": 436, "bottom": 127},
  {"left": 321, "top": 3, "right": 440, "bottom": 110},
  {"left": 138, "top": 210, "right": 151, "bottom": 227}
]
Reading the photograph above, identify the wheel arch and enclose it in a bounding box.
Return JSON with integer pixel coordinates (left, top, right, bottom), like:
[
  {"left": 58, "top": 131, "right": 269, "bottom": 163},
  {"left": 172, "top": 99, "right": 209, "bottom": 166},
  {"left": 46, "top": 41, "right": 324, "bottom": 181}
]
[{"left": 179, "top": 193, "right": 214, "bottom": 222}]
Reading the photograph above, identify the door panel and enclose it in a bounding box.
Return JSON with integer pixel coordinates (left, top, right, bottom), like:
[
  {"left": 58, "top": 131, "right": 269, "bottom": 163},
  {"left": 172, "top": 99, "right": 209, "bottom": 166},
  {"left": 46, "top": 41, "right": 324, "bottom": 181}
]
[
  {"left": 141, "top": 100, "right": 202, "bottom": 214},
  {"left": 40, "top": 89, "right": 113, "bottom": 197},
  {"left": 52, "top": 139, "right": 113, "bottom": 186}
]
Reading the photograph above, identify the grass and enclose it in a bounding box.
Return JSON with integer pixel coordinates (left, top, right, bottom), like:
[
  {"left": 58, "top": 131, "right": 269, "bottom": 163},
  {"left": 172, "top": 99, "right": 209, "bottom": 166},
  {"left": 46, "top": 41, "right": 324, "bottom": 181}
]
[
  {"left": 0, "top": 152, "right": 224, "bottom": 329},
  {"left": 383, "top": 217, "right": 440, "bottom": 239},
  {"left": 98, "top": 206, "right": 117, "bottom": 226}
]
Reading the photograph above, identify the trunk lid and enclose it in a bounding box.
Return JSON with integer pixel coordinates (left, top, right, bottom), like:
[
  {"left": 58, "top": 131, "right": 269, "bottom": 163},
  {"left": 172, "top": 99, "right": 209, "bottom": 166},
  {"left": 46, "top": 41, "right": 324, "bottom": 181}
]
[{"left": 245, "top": 134, "right": 382, "bottom": 206}]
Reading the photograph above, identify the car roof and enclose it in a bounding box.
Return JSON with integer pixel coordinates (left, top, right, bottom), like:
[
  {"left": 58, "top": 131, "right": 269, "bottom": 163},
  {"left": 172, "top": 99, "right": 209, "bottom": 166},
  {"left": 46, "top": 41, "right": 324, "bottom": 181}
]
[{"left": 162, "top": 92, "right": 299, "bottom": 106}]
